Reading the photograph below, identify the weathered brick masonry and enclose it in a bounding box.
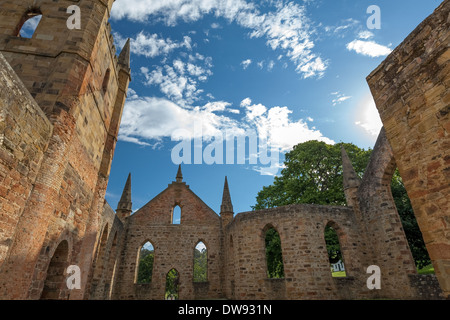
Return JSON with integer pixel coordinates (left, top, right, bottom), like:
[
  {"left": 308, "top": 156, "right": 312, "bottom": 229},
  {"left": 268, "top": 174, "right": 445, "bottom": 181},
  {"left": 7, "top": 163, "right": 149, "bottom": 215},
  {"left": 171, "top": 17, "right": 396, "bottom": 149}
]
[
  {"left": 0, "top": 0, "right": 130, "bottom": 299},
  {"left": 0, "top": 0, "right": 448, "bottom": 300},
  {"left": 367, "top": 0, "right": 450, "bottom": 298}
]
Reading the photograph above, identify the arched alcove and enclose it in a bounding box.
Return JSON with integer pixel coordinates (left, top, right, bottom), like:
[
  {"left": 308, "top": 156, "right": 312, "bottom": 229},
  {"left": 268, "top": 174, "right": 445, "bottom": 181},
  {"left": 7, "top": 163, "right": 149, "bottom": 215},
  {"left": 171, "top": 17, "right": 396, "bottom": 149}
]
[
  {"left": 102, "top": 68, "right": 111, "bottom": 93},
  {"left": 40, "top": 240, "right": 69, "bottom": 300}
]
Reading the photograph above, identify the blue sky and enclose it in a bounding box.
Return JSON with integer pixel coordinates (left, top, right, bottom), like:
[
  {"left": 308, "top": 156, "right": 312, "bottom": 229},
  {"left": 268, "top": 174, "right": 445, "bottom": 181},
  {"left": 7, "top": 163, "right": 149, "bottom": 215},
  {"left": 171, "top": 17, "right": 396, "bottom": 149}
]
[{"left": 105, "top": 0, "right": 442, "bottom": 216}]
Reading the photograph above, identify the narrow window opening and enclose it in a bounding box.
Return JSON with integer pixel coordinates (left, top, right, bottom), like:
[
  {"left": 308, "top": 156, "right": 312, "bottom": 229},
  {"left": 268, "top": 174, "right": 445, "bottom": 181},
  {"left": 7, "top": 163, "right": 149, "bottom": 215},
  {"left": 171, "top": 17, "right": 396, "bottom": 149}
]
[
  {"left": 172, "top": 205, "right": 181, "bottom": 224},
  {"left": 193, "top": 241, "right": 207, "bottom": 282},
  {"left": 391, "top": 169, "right": 433, "bottom": 274},
  {"left": 16, "top": 11, "right": 42, "bottom": 38},
  {"left": 264, "top": 226, "right": 284, "bottom": 279},
  {"left": 325, "top": 224, "right": 347, "bottom": 277},
  {"left": 136, "top": 241, "right": 154, "bottom": 284},
  {"left": 165, "top": 269, "right": 180, "bottom": 300},
  {"left": 102, "top": 68, "right": 110, "bottom": 94}
]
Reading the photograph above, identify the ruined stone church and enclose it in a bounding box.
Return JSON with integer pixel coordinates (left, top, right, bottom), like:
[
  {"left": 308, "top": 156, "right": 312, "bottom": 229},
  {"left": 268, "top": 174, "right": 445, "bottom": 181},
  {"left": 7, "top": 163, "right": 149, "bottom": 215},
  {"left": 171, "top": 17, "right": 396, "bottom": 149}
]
[{"left": 0, "top": 0, "right": 448, "bottom": 300}]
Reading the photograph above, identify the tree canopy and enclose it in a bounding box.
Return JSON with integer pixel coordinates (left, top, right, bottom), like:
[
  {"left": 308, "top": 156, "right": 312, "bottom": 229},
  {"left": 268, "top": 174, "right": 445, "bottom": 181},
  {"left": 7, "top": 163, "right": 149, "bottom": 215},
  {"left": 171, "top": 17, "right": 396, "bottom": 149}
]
[{"left": 253, "top": 141, "right": 371, "bottom": 210}]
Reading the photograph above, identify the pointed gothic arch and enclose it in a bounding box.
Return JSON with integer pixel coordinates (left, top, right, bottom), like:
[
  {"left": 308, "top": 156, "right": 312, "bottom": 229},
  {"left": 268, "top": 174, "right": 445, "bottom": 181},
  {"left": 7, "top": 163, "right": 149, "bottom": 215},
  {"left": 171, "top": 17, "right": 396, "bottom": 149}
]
[
  {"left": 263, "top": 224, "right": 284, "bottom": 279},
  {"left": 165, "top": 268, "right": 180, "bottom": 300},
  {"left": 136, "top": 240, "right": 155, "bottom": 284},
  {"left": 172, "top": 205, "right": 181, "bottom": 224},
  {"left": 193, "top": 241, "right": 208, "bottom": 282},
  {"left": 324, "top": 221, "right": 347, "bottom": 277}
]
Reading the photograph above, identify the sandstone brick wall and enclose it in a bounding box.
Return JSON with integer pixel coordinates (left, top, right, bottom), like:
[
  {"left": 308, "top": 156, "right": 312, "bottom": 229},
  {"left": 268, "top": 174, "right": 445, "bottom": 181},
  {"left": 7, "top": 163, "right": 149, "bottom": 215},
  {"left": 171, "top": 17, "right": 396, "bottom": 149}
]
[
  {"left": 0, "top": 52, "right": 53, "bottom": 268},
  {"left": 111, "top": 181, "right": 224, "bottom": 300},
  {"left": 224, "top": 204, "right": 371, "bottom": 300},
  {"left": 87, "top": 202, "right": 124, "bottom": 300},
  {"left": 0, "top": 0, "right": 130, "bottom": 299},
  {"left": 367, "top": 0, "right": 450, "bottom": 298},
  {"left": 357, "top": 129, "right": 417, "bottom": 299}
]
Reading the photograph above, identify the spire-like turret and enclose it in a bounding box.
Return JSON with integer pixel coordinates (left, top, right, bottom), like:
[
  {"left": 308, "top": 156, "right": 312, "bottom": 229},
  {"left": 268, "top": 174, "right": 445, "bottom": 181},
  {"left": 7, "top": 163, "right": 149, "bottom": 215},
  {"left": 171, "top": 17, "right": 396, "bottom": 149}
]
[
  {"left": 220, "top": 176, "right": 234, "bottom": 227},
  {"left": 116, "top": 173, "right": 132, "bottom": 220},
  {"left": 118, "top": 38, "right": 131, "bottom": 71},
  {"left": 341, "top": 147, "right": 361, "bottom": 208},
  {"left": 221, "top": 176, "right": 233, "bottom": 213},
  {"left": 176, "top": 165, "right": 183, "bottom": 183}
]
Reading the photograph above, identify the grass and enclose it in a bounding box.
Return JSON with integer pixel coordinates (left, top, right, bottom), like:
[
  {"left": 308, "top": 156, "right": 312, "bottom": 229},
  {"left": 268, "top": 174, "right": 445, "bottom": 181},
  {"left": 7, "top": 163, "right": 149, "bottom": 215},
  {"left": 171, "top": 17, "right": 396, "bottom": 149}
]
[
  {"left": 332, "top": 271, "right": 347, "bottom": 278},
  {"left": 417, "top": 264, "right": 435, "bottom": 275}
]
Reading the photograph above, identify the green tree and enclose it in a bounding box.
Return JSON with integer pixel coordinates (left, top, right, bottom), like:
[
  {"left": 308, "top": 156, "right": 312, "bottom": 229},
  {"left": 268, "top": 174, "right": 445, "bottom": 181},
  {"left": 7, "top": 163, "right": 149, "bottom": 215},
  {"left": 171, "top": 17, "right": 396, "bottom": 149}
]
[{"left": 253, "top": 140, "right": 371, "bottom": 210}]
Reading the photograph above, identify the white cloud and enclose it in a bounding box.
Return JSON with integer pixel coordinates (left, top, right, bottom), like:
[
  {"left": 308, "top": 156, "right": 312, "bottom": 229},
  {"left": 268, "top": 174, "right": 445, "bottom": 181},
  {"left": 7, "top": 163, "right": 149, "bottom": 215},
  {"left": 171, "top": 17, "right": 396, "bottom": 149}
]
[
  {"left": 241, "top": 59, "right": 252, "bottom": 70},
  {"left": 332, "top": 18, "right": 360, "bottom": 35},
  {"left": 111, "top": 0, "right": 327, "bottom": 78},
  {"left": 331, "top": 92, "right": 352, "bottom": 106},
  {"left": 114, "top": 31, "right": 192, "bottom": 58},
  {"left": 346, "top": 39, "right": 392, "bottom": 58},
  {"left": 118, "top": 92, "right": 334, "bottom": 174},
  {"left": 358, "top": 30, "right": 374, "bottom": 40},
  {"left": 140, "top": 55, "right": 213, "bottom": 106}
]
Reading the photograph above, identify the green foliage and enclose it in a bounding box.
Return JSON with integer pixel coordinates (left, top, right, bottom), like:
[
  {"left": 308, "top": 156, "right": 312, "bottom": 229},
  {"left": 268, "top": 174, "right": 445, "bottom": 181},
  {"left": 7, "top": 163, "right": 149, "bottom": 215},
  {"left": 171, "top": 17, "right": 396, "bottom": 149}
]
[
  {"left": 165, "top": 269, "right": 179, "bottom": 300},
  {"left": 137, "top": 248, "right": 154, "bottom": 284},
  {"left": 193, "top": 247, "right": 208, "bottom": 282},
  {"left": 265, "top": 228, "right": 284, "bottom": 279},
  {"left": 324, "top": 226, "right": 342, "bottom": 264},
  {"left": 252, "top": 141, "right": 372, "bottom": 210}
]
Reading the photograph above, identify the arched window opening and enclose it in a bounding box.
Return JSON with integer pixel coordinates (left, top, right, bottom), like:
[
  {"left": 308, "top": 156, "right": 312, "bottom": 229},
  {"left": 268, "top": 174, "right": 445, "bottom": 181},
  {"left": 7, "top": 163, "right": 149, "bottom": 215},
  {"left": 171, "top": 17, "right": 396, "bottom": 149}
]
[
  {"left": 193, "top": 241, "right": 207, "bottom": 282},
  {"left": 165, "top": 269, "right": 180, "bottom": 300},
  {"left": 102, "top": 68, "right": 110, "bottom": 94},
  {"left": 391, "top": 169, "right": 433, "bottom": 274},
  {"left": 15, "top": 10, "right": 42, "bottom": 38},
  {"left": 136, "top": 241, "right": 154, "bottom": 284},
  {"left": 264, "top": 226, "right": 284, "bottom": 279},
  {"left": 325, "top": 224, "right": 346, "bottom": 277},
  {"left": 172, "top": 205, "right": 181, "bottom": 224},
  {"left": 91, "top": 224, "right": 109, "bottom": 293},
  {"left": 40, "top": 240, "right": 69, "bottom": 300}
]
